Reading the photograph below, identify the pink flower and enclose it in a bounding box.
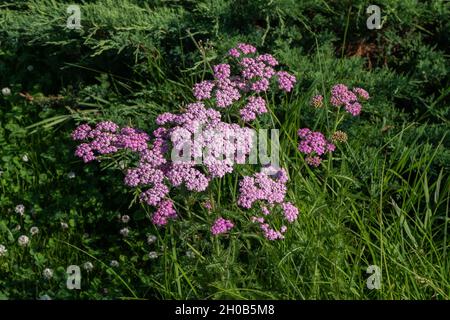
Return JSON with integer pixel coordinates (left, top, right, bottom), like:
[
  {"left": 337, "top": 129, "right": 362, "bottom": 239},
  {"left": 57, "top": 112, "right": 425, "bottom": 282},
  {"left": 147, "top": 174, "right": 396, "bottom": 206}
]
[
  {"left": 140, "top": 183, "right": 169, "bottom": 206},
  {"left": 297, "top": 129, "right": 333, "bottom": 156},
  {"left": 240, "top": 57, "right": 266, "bottom": 79},
  {"left": 330, "top": 84, "right": 357, "bottom": 107},
  {"left": 236, "top": 43, "right": 257, "bottom": 55},
  {"left": 305, "top": 156, "right": 322, "bottom": 167},
  {"left": 156, "top": 112, "right": 177, "bottom": 125},
  {"left": 228, "top": 48, "right": 240, "bottom": 58},
  {"left": 261, "top": 206, "right": 270, "bottom": 215},
  {"left": 257, "top": 222, "right": 284, "bottom": 240},
  {"left": 95, "top": 121, "right": 119, "bottom": 132},
  {"left": 281, "top": 202, "right": 299, "bottom": 223},
  {"left": 345, "top": 102, "right": 362, "bottom": 116},
  {"left": 190, "top": 44, "right": 294, "bottom": 116},
  {"left": 256, "top": 54, "right": 279, "bottom": 66},
  {"left": 237, "top": 167, "right": 298, "bottom": 239},
  {"left": 71, "top": 124, "right": 92, "bottom": 140},
  {"left": 240, "top": 96, "right": 267, "bottom": 122},
  {"left": 330, "top": 84, "right": 368, "bottom": 116},
  {"left": 215, "top": 86, "right": 241, "bottom": 108},
  {"left": 152, "top": 200, "right": 177, "bottom": 226},
  {"left": 193, "top": 81, "right": 215, "bottom": 100},
  {"left": 118, "top": 127, "right": 149, "bottom": 152},
  {"left": 211, "top": 217, "right": 234, "bottom": 235},
  {"left": 203, "top": 200, "right": 213, "bottom": 211},
  {"left": 237, "top": 168, "right": 288, "bottom": 209},
  {"left": 75, "top": 143, "right": 95, "bottom": 162},
  {"left": 250, "top": 78, "right": 270, "bottom": 93},
  {"left": 73, "top": 44, "right": 302, "bottom": 235},
  {"left": 353, "top": 87, "right": 370, "bottom": 100},
  {"left": 213, "top": 64, "right": 231, "bottom": 80},
  {"left": 297, "top": 128, "right": 334, "bottom": 167}
]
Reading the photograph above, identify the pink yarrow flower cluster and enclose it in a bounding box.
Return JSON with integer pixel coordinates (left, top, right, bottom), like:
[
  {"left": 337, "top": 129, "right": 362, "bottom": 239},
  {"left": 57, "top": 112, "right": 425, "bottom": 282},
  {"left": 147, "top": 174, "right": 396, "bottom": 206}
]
[
  {"left": 238, "top": 167, "right": 298, "bottom": 240},
  {"left": 157, "top": 102, "right": 254, "bottom": 179},
  {"left": 330, "top": 84, "right": 369, "bottom": 116},
  {"left": 297, "top": 128, "right": 335, "bottom": 167},
  {"left": 72, "top": 121, "right": 149, "bottom": 162},
  {"left": 152, "top": 200, "right": 177, "bottom": 226},
  {"left": 240, "top": 96, "right": 267, "bottom": 122},
  {"left": 251, "top": 216, "right": 287, "bottom": 240},
  {"left": 211, "top": 217, "right": 234, "bottom": 235},
  {"left": 228, "top": 43, "right": 257, "bottom": 57},
  {"left": 193, "top": 43, "right": 296, "bottom": 122},
  {"left": 72, "top": 44, "right": 299, "bottom": 239},
  {"left": 73, "top": 121, "right": 176, "bottom": 225},
  {"left": 72, "top": 103, "right": 253, "bottom": 227}
]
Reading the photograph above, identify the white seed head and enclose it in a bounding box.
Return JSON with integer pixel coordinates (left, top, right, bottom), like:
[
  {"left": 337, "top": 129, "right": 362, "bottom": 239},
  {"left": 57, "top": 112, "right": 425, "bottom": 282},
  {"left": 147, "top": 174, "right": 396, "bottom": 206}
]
[
  {"left": 121, "top": 215, "right": 130, "bottom": 224},
  {"left": 110, "top": 260, "right": 119, "bottom": 268},
  {"left": 147, "top": 234, "right": 157, "bottom": 245},
  {"left": 30, "top": 226, "right": 39, "bottom": 236},
  {"left": 2, "top": 87, "right": 11, "bottom": 96},
  {"left": 18, "top": 235, "right": 30, "bottom": 247},
  {"left": 119, "top": 227, "right": 129, "bottom": 237},
  {"left": 83, "top": 261, "right": 94, "bottom": 272},
  {"left": 0, "top": 245, "right": 7, "bottom": 257},
  {"left": 15, "top": 204, "right": 25, "bottom": 215}
]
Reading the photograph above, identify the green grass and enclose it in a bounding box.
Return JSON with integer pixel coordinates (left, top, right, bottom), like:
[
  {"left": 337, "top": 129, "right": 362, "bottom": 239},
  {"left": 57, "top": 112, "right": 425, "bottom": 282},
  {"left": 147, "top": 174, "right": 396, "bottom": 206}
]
[{"left": 0, "top": 0, "right": 449, "bottom": 300}]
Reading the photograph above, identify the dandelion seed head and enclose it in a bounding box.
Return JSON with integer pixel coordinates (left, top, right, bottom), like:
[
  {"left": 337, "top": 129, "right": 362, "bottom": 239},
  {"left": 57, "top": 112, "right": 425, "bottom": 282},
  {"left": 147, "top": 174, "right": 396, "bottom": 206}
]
[
  {"left": 0, "top": 245, "right": 7, "bottom": 257},
  {"left": 18, "top": 235, "right": 30, "bottom": 247},
  {"left": 119, "top": 227, "right": 129, "bottom": 237},
  {"left": 30, "top": 226, "right": 39, "bottom": 236},
  {"left": 42, "top": 268, "right": 53, "bottom": 279},
  {"left": 211, "top": 217, "right": 234, "bottom": 235},
  {"left": 2, "top": 87, "right": 11, "bottom": 96},
  {"left": 110, "top": 260, "right": 119, "bottom": 268},
  {"left": 15, "top": 204, "right": 25, "bottom": 216},
  {"left": 83, "top": 261, "right": 94, "bottom": 272},
  {"left": 147, "top": 234, "right": 157, "bottom": 245}
]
